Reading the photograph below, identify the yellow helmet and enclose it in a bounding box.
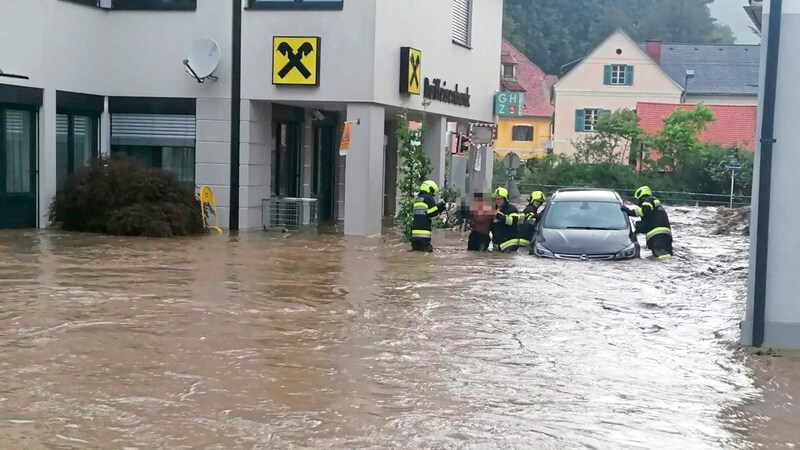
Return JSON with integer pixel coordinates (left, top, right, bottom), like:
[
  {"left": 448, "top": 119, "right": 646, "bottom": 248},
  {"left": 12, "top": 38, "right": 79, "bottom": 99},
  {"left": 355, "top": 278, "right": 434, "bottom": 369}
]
[
  {"left": 634, "top": 186, "right": 652, "bottom": 199},
  {"left": 420, "top": 180, "right": 439, "bottom": 194},
  {"left": 530, "top": 191, "right": 546, "bottom": 203},
  {"left": 493, "top": 187, "right": 509, "bottom": 200}
]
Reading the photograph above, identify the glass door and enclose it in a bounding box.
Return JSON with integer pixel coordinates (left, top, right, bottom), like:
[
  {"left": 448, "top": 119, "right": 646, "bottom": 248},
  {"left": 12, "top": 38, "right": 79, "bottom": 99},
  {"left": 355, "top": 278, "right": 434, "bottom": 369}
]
[{"left": 0, "top": 107, "right": 37, "bottom": 228}]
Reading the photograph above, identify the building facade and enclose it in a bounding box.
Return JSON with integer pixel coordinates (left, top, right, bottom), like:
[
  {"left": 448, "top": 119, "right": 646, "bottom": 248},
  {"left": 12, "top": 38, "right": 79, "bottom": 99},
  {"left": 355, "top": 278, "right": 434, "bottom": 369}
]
[
  {"left": 0, "top": 0, "right": 503, "bottom": 235},
  {"left": 552, "top": 30, "right": 761, "bottom": 155},
  {"left": 551, "top": 30, "right": 684, "bottom": 155},
  {"left": 493, "top": 40, "right": 556, "bottom": 160}
]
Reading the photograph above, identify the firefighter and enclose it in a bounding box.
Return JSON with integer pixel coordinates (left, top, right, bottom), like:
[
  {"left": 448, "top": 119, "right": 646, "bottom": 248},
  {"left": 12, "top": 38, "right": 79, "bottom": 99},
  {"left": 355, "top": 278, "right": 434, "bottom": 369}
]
[
  {"left": 410, "top": 180, "right": 446, "bottom": 252},
  {"left": 622, "top": 186, "right": 673, "bottom": 259},
  {"left": 491, "top": 187, "right": 520, "bottom": 253},
  {"left": 519, "top": 191, "right": 546, "bottom": 252}
]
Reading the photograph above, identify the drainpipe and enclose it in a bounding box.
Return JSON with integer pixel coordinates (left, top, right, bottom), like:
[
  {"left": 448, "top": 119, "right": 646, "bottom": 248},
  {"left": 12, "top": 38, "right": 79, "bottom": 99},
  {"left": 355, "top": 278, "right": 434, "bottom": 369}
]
[
  {"left": 752, "top": 0, "right": 782, "bottom": 347},
  {"left": 229, "top": 0, "right": 243, "bottom": 230}
]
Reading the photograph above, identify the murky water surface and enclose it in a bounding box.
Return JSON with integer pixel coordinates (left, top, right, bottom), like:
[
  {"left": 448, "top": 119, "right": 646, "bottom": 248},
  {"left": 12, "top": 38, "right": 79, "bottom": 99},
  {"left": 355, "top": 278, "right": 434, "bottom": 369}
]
[{"left": 0, "top": 207, "right": 797, "bottom": 449}]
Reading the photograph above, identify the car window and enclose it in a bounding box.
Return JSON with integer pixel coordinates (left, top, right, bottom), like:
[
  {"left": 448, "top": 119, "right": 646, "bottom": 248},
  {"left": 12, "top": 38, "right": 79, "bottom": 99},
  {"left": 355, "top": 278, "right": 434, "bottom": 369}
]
[{"left": 542, "top": 201, "right": 628, "bottom": 230}]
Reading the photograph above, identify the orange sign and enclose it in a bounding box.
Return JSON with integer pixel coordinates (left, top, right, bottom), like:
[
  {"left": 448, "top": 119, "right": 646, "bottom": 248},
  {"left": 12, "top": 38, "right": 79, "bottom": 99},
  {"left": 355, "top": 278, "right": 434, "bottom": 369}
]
[{"left": 339, "top": 121, "right": 353, "bottom": 156}]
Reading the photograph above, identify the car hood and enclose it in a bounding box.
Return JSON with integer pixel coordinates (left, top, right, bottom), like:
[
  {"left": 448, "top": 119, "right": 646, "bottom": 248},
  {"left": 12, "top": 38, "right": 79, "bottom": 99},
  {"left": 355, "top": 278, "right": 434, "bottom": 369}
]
[{"left": 538, "top": 228, "right": 633, "bottom": 255}]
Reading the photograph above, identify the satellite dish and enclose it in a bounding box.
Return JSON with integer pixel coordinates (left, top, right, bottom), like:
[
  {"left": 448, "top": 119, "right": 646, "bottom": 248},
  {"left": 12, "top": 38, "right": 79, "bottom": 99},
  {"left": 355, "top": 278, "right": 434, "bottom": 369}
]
[{"left": 183, "top": 38, "right": 220, "bottom": 83}]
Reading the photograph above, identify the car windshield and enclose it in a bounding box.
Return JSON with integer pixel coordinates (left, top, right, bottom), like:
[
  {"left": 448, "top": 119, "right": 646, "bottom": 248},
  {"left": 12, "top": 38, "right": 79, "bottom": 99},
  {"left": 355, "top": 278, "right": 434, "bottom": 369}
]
[{"left": 542, "top": 201, "right": 628, "bottom": 230}]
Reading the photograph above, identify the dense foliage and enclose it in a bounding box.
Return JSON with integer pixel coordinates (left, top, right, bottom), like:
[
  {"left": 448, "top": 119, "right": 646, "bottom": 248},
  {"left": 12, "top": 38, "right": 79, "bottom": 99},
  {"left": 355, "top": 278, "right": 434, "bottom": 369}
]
[
  {"left": 503, "top": 0, "right": 736, "bottom": 75},
  {"left": 395, "top": 110, "right": 432, "bottom": 242},
  {"left": 50, "top": 154, "right": 206, "bottom": 238},
  {"left": 499, "top": 104, "right": 754, "bottom": 205}
]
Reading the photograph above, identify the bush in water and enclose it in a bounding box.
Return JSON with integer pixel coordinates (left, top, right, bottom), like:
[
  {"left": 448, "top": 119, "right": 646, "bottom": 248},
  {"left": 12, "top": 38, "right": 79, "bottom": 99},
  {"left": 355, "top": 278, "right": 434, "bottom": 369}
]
[
  {"left": 49, "top": 154, "right": 206, "bottom": 238},
  {"left": 395, "top": 109, "right": 432, "bottom": 242}
]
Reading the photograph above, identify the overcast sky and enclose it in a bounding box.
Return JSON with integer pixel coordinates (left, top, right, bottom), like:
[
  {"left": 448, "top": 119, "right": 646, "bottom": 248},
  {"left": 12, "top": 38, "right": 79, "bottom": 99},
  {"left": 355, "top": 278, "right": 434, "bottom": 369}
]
[{"left": 710, "top": 0, "right": 760, "bottom": 44}]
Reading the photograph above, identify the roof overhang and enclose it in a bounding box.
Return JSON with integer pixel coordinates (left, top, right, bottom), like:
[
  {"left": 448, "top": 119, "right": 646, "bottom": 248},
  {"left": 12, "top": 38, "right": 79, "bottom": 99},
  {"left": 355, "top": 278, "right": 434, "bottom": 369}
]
[{"left": 745, "top": 0, "right": 763, "bottom": 31}]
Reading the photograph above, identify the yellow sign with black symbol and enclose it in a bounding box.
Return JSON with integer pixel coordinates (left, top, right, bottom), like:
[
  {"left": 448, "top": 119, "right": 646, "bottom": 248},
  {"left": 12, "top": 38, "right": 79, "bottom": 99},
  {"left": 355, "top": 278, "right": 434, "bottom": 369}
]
[
  {"left": 400, "top": 47, "right": 421, "bottom": 95},
  {"left": 272, "top": 36, "right": 321, "bottom": 86}
]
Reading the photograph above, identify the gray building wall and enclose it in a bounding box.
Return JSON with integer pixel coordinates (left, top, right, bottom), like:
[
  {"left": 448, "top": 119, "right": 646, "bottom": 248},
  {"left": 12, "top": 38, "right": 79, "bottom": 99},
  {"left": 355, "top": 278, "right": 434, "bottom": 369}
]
[{"left": 742, "top": 0, "right": 800, "bottom": 348}]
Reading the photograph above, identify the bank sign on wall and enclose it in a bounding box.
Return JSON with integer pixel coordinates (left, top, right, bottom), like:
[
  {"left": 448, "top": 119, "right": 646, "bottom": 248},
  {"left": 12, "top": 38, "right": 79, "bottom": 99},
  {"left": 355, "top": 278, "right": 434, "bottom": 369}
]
[{"left": 495, "top": 92, "right": 524, "bottom": 117}]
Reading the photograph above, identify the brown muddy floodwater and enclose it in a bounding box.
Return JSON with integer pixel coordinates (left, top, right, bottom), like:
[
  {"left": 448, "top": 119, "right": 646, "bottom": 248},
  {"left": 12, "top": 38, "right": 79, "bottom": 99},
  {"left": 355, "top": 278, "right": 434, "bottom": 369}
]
[{"left": 0, "top": 207, "right": 798, "bottom": 449}]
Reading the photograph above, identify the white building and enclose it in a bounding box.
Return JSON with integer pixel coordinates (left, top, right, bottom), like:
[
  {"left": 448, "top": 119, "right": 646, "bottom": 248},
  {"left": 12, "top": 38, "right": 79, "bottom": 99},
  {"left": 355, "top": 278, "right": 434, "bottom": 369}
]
[{"left": 0, "top": 0, "right": 503, "bottom": 235}]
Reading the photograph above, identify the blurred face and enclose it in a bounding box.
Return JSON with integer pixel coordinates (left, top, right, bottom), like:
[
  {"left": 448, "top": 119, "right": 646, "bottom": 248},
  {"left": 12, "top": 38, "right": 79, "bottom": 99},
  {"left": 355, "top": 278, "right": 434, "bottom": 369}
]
[
  {"left": 533, "top": 200, "right": 543, "bottom": 208},
  {"left": 495, "top": 197, "right": 504, "bottom": 207}
]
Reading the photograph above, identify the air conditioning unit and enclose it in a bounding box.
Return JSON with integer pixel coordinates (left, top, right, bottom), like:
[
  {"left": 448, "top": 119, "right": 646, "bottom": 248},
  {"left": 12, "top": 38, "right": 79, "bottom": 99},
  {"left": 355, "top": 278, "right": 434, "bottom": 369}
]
[{"left": 262, "top": 197, "right": 318, "bottom": 231}]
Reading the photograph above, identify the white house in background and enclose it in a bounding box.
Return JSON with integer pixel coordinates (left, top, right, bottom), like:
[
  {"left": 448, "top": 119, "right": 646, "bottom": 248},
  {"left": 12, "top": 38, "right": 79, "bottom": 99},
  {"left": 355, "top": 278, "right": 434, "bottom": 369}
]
[
  {"left": 0, "top": 0, "right": 503, "bottom": 235},
  {"left": 551, "top": 30, "right": 683, "bottom": 155}
]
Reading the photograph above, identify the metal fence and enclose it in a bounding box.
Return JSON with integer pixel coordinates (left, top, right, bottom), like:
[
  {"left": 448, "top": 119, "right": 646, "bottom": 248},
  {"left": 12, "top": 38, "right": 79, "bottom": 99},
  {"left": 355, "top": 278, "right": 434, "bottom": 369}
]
[
  {"left": 262, "top": 198, "right": 318, "bottom": 231},
  {"left": 516, "top": 184, "right": 752, "bottom": 207}
]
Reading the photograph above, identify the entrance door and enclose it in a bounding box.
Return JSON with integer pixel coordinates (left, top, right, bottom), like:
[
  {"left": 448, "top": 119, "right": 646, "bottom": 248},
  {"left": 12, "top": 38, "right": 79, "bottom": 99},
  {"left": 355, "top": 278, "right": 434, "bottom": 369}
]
[
  {"left": 313, "top": 121, "right": 337, "bottom": 222},
  {"left": 0, "top": 107, "right": 36, "bottom": 228},
  {"left": 273, "top": 121, "right": 301, "bottom": 198}
]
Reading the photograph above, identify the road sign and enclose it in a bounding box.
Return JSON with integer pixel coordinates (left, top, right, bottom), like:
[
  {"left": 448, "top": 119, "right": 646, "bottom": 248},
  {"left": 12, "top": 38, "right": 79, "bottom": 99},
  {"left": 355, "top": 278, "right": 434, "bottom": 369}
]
[
  {"left": 272, "top": 36, "right": 321, "bottom": 86},
  {"left": 725, "top": 164, "right": 742, "bottom": 171},
  {"left": 503, "top": 151, "right": 520, "bottom": 170},
  {"left": 495, "top": 91, "right": 524, "bottom": 117}
]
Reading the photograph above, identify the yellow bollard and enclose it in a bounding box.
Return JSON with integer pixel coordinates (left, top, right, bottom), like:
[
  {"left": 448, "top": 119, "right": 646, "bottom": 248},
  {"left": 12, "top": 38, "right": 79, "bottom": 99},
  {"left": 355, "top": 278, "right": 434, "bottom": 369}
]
[{"left": 199, "top": 186, "right": 224, "bottom": 235}]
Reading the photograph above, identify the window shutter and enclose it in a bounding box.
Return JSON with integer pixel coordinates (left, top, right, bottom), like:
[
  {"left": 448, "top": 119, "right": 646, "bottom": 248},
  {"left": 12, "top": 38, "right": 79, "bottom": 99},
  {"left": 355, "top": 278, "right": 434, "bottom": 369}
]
[
  {"left": 452, "top": 0, "right": 471, "bottom": 46},
  {"left": 625, "top": 65, "right": 634, "bottom": 86},
  {"left": 111, "top": 114, "right": 196, "bottom": 147},
  {"left": 603, "top": 65, "right": 612, "bottom": 85},
  {"left": 574, "top": 109, "right": 586, "bottom": 132}
]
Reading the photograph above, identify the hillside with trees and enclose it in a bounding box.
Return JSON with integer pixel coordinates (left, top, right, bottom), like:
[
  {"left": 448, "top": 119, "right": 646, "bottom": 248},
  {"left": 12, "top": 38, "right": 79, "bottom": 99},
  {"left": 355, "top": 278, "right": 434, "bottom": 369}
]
[{"left": 503, "top": 0, "right": 736, "bottom": 75}]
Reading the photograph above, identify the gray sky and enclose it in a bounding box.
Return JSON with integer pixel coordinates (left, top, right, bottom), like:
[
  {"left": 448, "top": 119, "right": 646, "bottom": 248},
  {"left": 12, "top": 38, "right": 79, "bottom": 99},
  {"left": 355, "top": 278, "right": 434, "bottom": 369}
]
[{"left": 709, "top": 0, "right": 760, "bottom": 44}]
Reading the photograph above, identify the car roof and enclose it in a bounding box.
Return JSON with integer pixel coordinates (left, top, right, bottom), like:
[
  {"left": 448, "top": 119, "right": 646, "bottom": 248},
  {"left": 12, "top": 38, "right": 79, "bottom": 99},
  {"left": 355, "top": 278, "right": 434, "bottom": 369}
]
[{"left": 550, "top": 188, "right": 621, "bottom": 202}]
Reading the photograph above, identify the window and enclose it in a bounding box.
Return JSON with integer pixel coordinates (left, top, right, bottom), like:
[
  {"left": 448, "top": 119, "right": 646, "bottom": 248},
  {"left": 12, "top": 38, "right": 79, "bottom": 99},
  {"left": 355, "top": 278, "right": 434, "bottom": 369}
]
[
  {"left": 575, "top": 109, "right": 607, "bottom": 132},
  {"left": 113, "top": 0, "right": 196, "bottom": 10},
  {"left": 3, "top": 109, "right": 34, "bottom": 194},
  {"left": 452, "top": 0, "right": 472, "bottom": 47},
  {"left": 502, "top": 63, "right": 516, "bottom": 79},
  {"left": 604, "top": 64, "right": 634, "bottom": 86},
  {"left": 56, "top": 113, "right": 100, "bottom": 191},
  {"left": 112, "top": 145, "right": 196, "bottom": 186},
  {"left": 247, "top": 0, "right": 343, "bottom": 10},
  {"left": 512, "top": 125, "right": 534, "bottom": 142},
  {"left": 543, "top": 201, "right": 629, "bottom": 230},
  {"left": 61, "top": 0, "right": 197, "bottom": 10}
]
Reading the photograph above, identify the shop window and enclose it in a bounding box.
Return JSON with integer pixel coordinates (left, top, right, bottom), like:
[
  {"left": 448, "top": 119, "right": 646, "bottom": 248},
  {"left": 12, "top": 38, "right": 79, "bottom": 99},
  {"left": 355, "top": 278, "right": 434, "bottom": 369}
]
[
  {"left": 112, "top": 145, "right": 196, "bottom": 187},
  {"left": 247, "top": 0, "right": 343, "bottom": 10},
  {"left": 512, "top": 125, "right": 534, "bottom": 142},
  {"left": 57, "top": 113, "right": 99, "bottom": 191}
]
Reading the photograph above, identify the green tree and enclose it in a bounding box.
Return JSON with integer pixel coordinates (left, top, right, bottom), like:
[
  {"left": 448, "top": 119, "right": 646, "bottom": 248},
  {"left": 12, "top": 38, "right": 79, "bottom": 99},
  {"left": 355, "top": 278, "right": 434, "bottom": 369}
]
[
  {"left": 502, "top": 0, "right": 736, "bottom": 75},
  {"left": 647, "top": 103, "right": 715, "bottom": 171},
  {"left": 573, "top": 108, "right": 644, "bottom": 164},
  {"left": 395, "top": 110, "right": 431, "bottom": 242}
]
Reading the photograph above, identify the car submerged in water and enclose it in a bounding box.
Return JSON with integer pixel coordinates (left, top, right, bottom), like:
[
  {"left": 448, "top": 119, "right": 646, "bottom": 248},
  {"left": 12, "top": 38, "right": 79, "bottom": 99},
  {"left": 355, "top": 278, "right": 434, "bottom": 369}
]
[{"left": 531, "top": 188, "right": 640, "bottom": 260}]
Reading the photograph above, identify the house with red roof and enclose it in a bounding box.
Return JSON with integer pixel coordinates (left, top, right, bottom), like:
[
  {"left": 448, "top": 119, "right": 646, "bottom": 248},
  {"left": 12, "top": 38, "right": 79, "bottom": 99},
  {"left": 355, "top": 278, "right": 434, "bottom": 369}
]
[
  {"left": 637, "top": 102, "right": 757, "bottom": 162},
  {"left": 493, "top": 40, "right": 557, "bottom": 159}
]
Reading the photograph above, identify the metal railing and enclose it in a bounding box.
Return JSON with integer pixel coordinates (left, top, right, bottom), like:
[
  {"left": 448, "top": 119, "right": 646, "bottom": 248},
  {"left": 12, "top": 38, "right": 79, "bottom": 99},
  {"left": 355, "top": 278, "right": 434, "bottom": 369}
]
[
  {"left": 516, "top": 184, "right": 752, "bottom": 207},
  {"left": 262, "top": 197, "right": 318, "bottom": 231}
]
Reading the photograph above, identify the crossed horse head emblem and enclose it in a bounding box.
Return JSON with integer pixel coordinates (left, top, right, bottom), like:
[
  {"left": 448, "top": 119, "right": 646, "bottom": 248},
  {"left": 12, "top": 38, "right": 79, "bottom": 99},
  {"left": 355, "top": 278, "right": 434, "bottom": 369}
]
[{"left": 277, "top": 41, "right": 315, "bottom": 79}]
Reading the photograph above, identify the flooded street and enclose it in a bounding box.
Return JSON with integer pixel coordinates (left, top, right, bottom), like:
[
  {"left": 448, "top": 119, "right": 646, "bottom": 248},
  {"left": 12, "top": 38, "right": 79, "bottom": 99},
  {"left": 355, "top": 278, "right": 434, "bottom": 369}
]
[{"left": 0, "top": 207, "right": 797, "bottom": 449}]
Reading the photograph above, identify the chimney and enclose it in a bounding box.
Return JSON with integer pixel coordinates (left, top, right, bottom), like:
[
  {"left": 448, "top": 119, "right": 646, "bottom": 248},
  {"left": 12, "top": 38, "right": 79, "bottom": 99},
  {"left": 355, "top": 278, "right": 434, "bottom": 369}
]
[{"left": 645, "top": 40, "right": 662, "bottom": 64}]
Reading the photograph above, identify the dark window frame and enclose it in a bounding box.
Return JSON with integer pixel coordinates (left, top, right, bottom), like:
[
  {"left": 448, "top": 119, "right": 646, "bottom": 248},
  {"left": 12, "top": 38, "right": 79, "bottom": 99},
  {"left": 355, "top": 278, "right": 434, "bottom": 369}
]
[
  {"left": 511, "top": 125, "right": 534, "bottom": 142},
  {"left": 56, "top": 110, "right": 101, "bottom": 192},
  {"left": 246, "top": 0, "right": 344, "bottom": 11},
  {"left": 59, "top": 0, "right": 197, "bottom": 10}
]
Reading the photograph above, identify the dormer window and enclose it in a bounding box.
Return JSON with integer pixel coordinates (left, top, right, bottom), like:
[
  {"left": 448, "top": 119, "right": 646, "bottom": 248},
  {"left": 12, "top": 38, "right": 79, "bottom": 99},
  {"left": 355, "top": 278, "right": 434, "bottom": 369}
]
[{"left": 502, "top": 63, "right": 517, "bottom": 80}]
